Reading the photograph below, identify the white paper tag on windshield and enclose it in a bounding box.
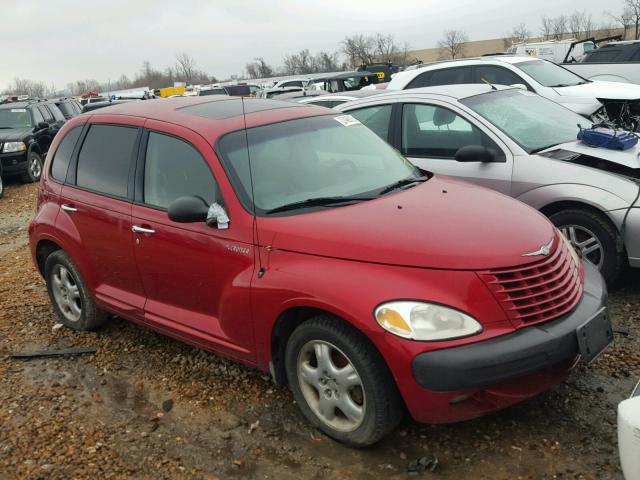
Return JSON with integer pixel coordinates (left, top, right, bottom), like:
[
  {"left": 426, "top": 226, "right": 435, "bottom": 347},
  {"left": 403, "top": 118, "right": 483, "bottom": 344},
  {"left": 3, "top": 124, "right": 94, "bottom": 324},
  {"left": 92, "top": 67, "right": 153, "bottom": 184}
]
[
  {"left": 334, "top": 115, "right": 361, "bottom": 127},
  {"left": 11, "top": 109, "right": 27, "bottom": 113}
]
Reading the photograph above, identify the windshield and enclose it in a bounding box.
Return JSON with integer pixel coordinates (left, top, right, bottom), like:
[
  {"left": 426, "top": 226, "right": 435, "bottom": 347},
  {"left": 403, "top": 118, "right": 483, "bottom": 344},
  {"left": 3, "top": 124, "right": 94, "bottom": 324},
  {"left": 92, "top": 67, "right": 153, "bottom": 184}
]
[
  {"left": 517, "top": 60, "right": 588, "bottom": 87},
  {"left": 0, "top": 108, "right": 32, "bottom": 129},
  {"left": 218, "top": 115, "right": 421, "bottom": 215},
  {"left": 461, "top": 89, "right": 587, "bottom": 153}
]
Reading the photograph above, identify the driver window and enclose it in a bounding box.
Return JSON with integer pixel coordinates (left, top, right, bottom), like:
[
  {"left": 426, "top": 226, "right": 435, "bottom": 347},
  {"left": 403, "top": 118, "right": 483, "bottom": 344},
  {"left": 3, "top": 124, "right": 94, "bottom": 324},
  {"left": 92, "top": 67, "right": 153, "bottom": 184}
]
[
  {"left": 349, "top": 105, "right": 392, "bottom": 141},
  {"left": 143, "top": 132, "right": 219, "bottom": 210},
  {"left": 402, "top": 103, "right": 503, "bottom": 159}
]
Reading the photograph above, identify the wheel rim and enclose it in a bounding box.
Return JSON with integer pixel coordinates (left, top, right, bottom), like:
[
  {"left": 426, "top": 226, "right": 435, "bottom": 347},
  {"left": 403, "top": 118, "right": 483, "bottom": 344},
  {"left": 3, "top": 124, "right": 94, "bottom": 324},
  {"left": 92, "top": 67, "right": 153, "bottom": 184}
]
[
  {"left": 29, "top": 154, "right": 42, "bottom": 179},
  {"left": 51, "top": 264, "right": 82, "bottom": 322},
  {"left": 297, "top": 340, "right": 365, "bottom": 433},
  {"left": 560, "top": 224, "right": 605, "bottom": 269}
]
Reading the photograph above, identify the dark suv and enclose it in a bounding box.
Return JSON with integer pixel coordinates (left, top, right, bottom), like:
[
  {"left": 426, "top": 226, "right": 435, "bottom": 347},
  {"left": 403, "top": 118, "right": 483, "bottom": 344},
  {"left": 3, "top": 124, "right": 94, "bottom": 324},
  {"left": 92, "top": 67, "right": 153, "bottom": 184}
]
[
  {"left": 582, "top": 40, "right": 640, "bottom": 63},
  {"left": 0, "top": 99, "right": 66, "bottom": 184}
]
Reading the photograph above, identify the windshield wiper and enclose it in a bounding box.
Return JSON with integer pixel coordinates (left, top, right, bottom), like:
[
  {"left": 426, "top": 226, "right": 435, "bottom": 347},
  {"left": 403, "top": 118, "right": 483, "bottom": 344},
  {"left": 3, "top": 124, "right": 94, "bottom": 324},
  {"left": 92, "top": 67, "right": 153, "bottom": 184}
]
[
  {"left": 265, "top": 195, "right": 376, "bottom": 214},
  {"left": 530, "top": 143, "right": 561, "bottom": 154},
  {"left": 379, "top": 175, "right": 429, "bottom": 195}
]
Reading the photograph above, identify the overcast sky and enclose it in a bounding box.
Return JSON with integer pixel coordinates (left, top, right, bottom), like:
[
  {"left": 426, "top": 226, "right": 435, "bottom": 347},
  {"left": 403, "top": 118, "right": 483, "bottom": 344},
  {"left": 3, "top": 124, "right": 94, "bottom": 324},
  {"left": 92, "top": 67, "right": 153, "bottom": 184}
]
[{"left": 0, "top": 0, "right": 625, "bottom": 90}]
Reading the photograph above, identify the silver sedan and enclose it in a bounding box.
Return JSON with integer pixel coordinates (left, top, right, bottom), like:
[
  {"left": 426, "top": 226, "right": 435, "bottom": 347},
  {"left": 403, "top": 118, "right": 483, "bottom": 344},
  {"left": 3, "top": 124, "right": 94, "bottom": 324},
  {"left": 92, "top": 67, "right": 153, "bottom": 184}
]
[{"left": 336, "top": 84, "right": 640, "bottom": 284}]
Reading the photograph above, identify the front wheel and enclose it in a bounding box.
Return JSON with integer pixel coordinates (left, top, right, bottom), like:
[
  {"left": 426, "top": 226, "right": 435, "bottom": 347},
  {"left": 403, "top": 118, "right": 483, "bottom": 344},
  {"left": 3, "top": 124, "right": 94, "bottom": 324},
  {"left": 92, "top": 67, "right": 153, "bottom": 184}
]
[
  {"left": 0, "top": 173, "right": 4, "bottom": 198},
  {"left": 285, "top": 315, "right": 403, "bottom": 447},
  {"left": 549, "top": 208, "right": 625, "bottom": 284},
  {"left": 21, "top": 151, "right": 43, "bottom": 183}
]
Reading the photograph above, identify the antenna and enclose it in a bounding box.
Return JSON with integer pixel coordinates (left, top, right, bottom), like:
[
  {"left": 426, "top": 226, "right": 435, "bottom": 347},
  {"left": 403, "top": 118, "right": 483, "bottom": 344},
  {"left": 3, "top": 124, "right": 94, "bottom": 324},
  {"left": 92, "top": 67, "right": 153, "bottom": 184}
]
[
  {"left": 481, "top": 78, "right": 498, "bottom": 91},
  {"left": 240, "top": 96, "right": 264, "bottom": 271}
]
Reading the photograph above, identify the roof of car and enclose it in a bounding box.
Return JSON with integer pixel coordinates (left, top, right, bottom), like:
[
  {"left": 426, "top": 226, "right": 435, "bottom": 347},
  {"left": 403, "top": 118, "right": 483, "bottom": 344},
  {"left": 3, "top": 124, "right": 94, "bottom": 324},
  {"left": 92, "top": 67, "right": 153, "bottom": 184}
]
[
  {"left": 300, "top": 89, "right": 384, "bottom": 103},
  {"left": 342, "top": 84, "right": 514, "bottom": 105},
  {"left": 77, "top": 96, "right": 332, "bottom": 139}
]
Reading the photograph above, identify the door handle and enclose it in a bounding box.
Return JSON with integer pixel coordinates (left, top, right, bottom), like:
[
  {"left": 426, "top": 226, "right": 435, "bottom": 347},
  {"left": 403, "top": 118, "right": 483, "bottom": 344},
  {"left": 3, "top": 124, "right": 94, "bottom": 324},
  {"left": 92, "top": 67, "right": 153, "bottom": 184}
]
[
  {"left": 132, "top": 225, "right": 156, "bottom": 234},
  {"left": 61, "top": 204, "right": 77, "bottom": 212}
]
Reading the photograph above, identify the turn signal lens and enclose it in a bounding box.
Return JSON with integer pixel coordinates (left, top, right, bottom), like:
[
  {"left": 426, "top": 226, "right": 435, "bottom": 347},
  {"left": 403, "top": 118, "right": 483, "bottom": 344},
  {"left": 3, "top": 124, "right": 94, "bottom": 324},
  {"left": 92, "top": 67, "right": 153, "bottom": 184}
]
[{"left": 375, "top": 307, "right": 413, "bottom": 338}]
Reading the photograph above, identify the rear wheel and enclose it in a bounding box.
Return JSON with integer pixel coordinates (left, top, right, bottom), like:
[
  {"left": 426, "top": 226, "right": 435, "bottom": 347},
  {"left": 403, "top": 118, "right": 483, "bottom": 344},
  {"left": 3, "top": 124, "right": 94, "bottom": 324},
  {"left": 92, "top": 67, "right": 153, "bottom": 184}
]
[
  {"left": 0, "top": 173, "right": 4, "bottom": 198},
  {"left": 44, "top": 250, "right": 108, "bottom": 331},
  {"left": 285, "top": 315, "right": 403, "bottom": 447},
  {"left": 549, "top": 208, "right": 625, "bottom": 284}
]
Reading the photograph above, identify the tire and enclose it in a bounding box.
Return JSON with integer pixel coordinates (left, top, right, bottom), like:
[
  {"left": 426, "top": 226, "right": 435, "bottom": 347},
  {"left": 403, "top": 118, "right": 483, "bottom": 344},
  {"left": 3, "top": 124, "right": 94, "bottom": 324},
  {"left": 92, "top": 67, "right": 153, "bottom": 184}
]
[
  {"left": 44, "top": 250, "right": 108, "bottom": 331},
  {"left": 21, "top": 150, "right": 43, "bottom": 183},
  {"left": 549, "top": 208, "right": 625, "bottom": 285},
  {"left": 285, "top": 315, "right": 403, "bottom": 447},
  {"left": 0, "top": 173, "right": 4, "bottom": 199}
]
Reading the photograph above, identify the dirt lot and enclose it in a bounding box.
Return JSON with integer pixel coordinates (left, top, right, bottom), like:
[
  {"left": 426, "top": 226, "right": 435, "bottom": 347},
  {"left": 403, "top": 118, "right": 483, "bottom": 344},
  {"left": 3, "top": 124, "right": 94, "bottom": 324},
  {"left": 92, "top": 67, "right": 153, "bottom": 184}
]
[{"left": 0, "top": 181, "right": 638, "bottom": 480}]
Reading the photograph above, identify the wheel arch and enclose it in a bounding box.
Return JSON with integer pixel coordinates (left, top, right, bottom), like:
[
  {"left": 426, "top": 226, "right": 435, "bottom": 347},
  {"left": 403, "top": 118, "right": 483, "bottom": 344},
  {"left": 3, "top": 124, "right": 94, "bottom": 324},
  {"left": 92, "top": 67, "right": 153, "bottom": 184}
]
[
  {"left": 35, "top": 239, "right": 63, "bottom": 276},
  {"left": 539, "top": 200, "right": 619, "bottom": 234}
]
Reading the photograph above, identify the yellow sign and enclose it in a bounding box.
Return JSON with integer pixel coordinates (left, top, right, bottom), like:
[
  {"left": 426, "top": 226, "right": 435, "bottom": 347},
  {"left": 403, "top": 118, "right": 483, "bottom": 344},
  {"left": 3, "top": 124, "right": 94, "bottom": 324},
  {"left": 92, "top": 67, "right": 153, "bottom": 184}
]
[{"left": 375, "top": 72, "right": 385, "bottom": 79}]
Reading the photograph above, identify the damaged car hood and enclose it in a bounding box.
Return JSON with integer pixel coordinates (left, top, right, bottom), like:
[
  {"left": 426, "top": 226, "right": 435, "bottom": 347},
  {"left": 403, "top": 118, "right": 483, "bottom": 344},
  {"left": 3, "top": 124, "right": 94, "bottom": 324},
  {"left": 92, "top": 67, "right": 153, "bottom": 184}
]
[
  {"left": 540, "top": 140, "right": 640, "bottom": 172},
  {"left": 554, "top": 81, "right": 640, "bottom": 101}
]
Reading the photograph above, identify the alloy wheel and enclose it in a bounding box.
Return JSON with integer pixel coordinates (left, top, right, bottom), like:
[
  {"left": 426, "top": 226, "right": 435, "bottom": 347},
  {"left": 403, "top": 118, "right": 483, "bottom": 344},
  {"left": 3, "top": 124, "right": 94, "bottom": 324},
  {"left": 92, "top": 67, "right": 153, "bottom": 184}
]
[
  {"left": 29, "top": 154, "right": 42, "bottom": 179},
  {"left": 560, "top": 224, "right": 604, "bottom": 269},
  {"left": 51, "top": 264, "right": 82, "bottom": 322},
  {"left": 297, "top": 340, "right": 365, "bottom": 432}
]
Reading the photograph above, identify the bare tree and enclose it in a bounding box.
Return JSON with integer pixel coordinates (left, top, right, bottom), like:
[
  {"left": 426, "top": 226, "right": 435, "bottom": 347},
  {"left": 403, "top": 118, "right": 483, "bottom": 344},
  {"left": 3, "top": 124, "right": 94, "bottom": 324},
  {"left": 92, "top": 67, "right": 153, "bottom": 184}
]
[
  {"left": 541, "top": 15, "right": 554, "bottom": 40},
  {"left": 569, "top": 10, "right": 586, "bottom": 38},
  {"left": 437, "top": 29, "right": 469, "bottom": 60},
  {"left": 551, "top": 15, "right": 568, "bottom": 39},
  {"left": 624, "top": 0, "right": 640, "bottom": 39},
  {"left": 503, "top": 23, "right": 531, "bottom": 48},
  {"left": 608, "top": 7, "right": 633, "bottom": 38},
  {"left": 582, "top": 13, "right": 595, "bottom": 38},
  {"left": 2, "top": 78, "right": 50, "bottom": 97},
  {"left": 175, "top": 52, "right": 196, "bottom": 84},
  {"left": 245, "top": 57, "right": 275, "bottom": 79},
  {"left": 314, "top": 51, "right": 340, "bottom": 72},
  {"left": 342, "top": 34, "right": 376, "bottom": 67}
]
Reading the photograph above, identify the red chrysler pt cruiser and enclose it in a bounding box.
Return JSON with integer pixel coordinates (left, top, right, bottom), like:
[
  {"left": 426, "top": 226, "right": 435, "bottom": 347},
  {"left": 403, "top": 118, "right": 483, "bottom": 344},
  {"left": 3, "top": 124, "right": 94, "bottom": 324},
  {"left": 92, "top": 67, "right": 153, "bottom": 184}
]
[{"left": 29, "top": 97, "right": 612, "bottom": 446}]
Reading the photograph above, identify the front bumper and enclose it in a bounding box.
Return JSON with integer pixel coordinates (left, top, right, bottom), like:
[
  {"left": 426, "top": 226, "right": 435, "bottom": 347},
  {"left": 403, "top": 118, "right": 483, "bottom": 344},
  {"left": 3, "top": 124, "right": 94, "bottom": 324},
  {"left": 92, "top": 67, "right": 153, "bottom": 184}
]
[
  {"left": 396, "top": 260, "right": 610, "bottom": 424},
  {"left": 0, "top": 151, "right": 28, "bottom": 175}
]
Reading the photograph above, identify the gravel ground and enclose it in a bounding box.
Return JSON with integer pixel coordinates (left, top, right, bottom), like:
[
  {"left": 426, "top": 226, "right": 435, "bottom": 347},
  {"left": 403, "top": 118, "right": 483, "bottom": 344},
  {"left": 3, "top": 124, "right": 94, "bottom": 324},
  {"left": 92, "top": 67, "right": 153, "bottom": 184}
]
[{"left": 0, "top": 181, "right": 638, "bottom": 480}]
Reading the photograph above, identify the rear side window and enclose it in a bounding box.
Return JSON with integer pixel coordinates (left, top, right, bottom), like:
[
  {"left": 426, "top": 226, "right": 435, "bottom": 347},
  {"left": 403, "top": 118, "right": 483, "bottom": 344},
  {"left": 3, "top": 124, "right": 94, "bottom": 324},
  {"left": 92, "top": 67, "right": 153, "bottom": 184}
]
[
  {"left": 407, "top": 67, "right": 471, "bottom": 88},
  {"left": 474, "top": 66, "right": 526, "bottom": 87},
  {"left": 143, "top": 132, "right": 218, "bottom": 209},
  {"left": 51, "top": 127, "right": 82, "bottom": 182},
  {"left": 48, "top": 104, "right": 66, "bottom": 122},
  {"left": 31, "top": 107, "right": 45, "bottom": 125},
  {"left": 76, "top": 125, "right": 138, "bottom": 198},
  {"left": 349, "top": 104, "right": 393, "bottom": 141}
]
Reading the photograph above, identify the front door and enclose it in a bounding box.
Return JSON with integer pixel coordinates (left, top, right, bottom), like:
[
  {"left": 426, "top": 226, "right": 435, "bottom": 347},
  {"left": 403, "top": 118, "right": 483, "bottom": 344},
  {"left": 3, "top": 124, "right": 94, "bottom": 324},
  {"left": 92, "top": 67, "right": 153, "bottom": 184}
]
[
  {"left": 131, "top": 123, "right": 255, "bottom": 360},
  {"left": 399, "top": 102, "right": 513, "bottom": 195}
]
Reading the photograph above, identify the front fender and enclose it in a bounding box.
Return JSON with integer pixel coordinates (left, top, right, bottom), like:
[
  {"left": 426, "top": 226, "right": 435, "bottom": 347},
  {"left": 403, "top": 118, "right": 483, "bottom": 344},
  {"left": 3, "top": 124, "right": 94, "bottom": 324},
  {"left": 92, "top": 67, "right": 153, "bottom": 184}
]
[{"left": 517, "top": 183, "right": 630, "bottom": 218}]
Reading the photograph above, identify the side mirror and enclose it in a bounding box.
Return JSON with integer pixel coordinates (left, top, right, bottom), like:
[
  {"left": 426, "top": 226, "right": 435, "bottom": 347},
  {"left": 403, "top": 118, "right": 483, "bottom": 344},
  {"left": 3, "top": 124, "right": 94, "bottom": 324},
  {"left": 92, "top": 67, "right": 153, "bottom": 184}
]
[
  {"left": 455, "top": 145, "right": 496, "bottom": 163},
  {"left": 168, "top": 196, "right": 209, "bottom": 223},
  {"left": 510, "top": 83, "right": 528, "bottom": 91}
]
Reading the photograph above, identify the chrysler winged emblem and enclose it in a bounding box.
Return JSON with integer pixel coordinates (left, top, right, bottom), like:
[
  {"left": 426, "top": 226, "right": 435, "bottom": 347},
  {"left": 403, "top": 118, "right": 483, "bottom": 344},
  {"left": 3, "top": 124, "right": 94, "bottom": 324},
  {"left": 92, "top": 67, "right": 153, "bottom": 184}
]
[{"left": 522, "top": 238, "right": 554, "bottom": 257}]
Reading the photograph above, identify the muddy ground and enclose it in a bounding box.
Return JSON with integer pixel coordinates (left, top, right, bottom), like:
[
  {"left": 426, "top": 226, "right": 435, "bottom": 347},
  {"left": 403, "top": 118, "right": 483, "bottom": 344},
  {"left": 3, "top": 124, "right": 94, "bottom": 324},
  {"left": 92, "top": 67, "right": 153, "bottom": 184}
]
[{"left": 0, "top": 181, "right": 638, "bottom": 480}]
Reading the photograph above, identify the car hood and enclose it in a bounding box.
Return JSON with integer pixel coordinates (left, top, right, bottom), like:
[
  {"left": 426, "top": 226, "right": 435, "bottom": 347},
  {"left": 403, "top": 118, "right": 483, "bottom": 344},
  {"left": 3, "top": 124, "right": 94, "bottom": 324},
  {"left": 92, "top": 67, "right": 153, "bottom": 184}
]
[
  {"left": 0, "top": 127, "right": 31, "bottom": 142},
  {"left": 554, "top": 80, "right": 640, "bottom": 100},
  {"left": 541, "top": 140, "right": 640, "bottom": 170},
  {"left": 257, "top": 175, "right": 558, "bottom": 270}
]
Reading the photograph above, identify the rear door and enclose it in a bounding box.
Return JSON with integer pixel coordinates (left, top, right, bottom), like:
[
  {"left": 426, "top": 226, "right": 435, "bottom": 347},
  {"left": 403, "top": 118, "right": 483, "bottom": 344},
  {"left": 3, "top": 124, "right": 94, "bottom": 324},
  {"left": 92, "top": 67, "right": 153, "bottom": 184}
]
[
  {"left": 57, "top": 116, "right": 146, "bottom": 317},
  {"left": 131, "top": 120, "right": 256, "bottom": 361}
]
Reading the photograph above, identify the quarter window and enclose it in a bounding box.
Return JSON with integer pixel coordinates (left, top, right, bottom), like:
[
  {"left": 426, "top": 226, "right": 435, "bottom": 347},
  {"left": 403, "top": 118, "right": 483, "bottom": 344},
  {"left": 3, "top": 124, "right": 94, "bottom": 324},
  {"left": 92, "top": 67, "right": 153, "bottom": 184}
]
[
  {"left": 76, "top": 125, "right": 138, "bottom": 198},
  {"left": 37, "top": 105, "right": 54, "bottom": 123},
  {"left": 474, "top": 66, "right": 526, "bottom": 88},
  {"left": 51, "top": 127, "right": 82, "bottom": 183},
  {"left": 143, "top": 132, "right": 218, "bottom": 209},
  {"left": 401, "top": 103, "right": 504, "bottom": 159},
  {"left": 349, "top": 105, "right": 393, "bottom": 141}
]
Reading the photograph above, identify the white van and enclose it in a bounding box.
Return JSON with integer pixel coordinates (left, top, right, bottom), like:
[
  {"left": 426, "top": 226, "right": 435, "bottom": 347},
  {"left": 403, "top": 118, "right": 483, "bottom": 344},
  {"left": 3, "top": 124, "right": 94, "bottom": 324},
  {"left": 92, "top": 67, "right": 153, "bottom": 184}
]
[{"left": 507, "top": 39, "right": 595, "bottom": 63}]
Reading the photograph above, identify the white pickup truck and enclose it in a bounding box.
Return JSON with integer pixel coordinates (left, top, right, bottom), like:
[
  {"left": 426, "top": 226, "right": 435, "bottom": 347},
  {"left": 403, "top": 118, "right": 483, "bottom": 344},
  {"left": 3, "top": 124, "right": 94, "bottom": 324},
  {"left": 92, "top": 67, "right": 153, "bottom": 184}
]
[{"left": 562, "top": 41, "right": 640, "bottom": 85}]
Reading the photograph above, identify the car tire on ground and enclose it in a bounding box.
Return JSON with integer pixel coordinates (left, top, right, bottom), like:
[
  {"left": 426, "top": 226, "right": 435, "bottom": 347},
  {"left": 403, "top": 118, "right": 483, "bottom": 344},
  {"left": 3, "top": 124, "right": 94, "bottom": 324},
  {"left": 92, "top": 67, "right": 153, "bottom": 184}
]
[
  {"left": 549, "top": 208, "right": 625, "bottom": 284},
  {"left": 285, "top": 315, "right": 403, "bottom": 447},
  {"left": 21, "top": 151, "right": 43, "bottom": 183},
  {"left": 44, "top": 250, "right": 108, "bottom": 331},
  {"left": 0, "top": 173, "right": 4, "bottom": 199}
]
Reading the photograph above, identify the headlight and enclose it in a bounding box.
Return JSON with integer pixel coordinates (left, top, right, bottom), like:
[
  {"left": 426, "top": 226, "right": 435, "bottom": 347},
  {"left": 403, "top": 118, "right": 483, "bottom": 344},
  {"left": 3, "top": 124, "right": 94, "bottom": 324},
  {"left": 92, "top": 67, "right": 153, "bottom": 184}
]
[
  {"left": 558, "top": 229, "right": 582, "bottom": 267},
  {"left": 1, "top": 141, "right": 26, "bottom": 153},
  {"left": 374, "top": 301, "right": 482, "bottom": 341}
]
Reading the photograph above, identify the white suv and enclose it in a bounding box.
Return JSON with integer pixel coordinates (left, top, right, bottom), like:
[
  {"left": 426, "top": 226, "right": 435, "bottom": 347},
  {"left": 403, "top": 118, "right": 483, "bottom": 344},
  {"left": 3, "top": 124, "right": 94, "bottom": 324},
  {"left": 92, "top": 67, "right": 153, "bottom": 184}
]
[{"left": 388, "top": 56, "right": 640, "bottom": 130}]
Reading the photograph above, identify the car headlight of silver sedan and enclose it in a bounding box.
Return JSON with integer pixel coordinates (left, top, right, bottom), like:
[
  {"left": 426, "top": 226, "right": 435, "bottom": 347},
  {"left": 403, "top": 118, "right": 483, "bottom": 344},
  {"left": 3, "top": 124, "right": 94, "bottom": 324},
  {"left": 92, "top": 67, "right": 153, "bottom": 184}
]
[
  {"left": 1, "top": 141, "right": 27, "bottom": 153},
  {"left": 374, "top": 301, "right": 482, "bottom": 341}
]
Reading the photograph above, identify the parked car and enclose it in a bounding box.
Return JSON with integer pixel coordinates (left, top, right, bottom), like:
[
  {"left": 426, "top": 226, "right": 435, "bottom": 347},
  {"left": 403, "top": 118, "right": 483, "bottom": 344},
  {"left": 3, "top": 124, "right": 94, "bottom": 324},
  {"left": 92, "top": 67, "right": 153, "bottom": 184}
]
[
  {"left": 297, "top": 89, "right": 383, "bottom": 108},
  {"left": 0, "top": 99, "right": 66, "bottom": 183},
  {"left": 79, "top": 96, "right": 107, "bottom": 106},
  {"left": 357, "top": 62, "right": 401, "bottom": 82},
  {"left": 257, "top": 86, "right": 304, "bottom": 99},
  {"left": 29, "top": 96, "right": 612, "bottom": 446},
  {"left": 273, "top": 78, "right": 310, "bottom": 89},
  {"left": 322, "top": 71, "right": 379, "bottom": 93},
  {"left": 618, "top": 379, "right": 640, "bottom": 480},
  {"left": 387, "top": 56, "right": 640, "bottom": 131},
  {"left": 337, "top": 84, "right": 640, "bottom": 284},
  {"left": 563, "top": 40, "right": 640, "bottom": 85},
  {"left": 54, "top": 98, "right": 83, "bottom": 120}
]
